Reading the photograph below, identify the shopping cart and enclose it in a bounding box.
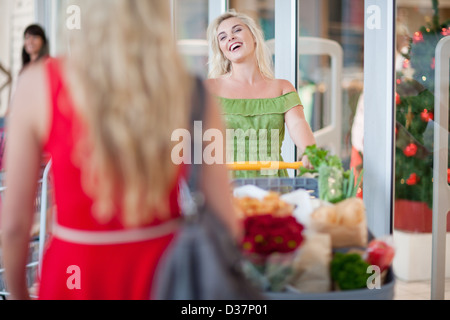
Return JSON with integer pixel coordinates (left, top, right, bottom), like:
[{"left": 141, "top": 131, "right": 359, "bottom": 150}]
[
  {"left": 229, "top": 161, "right": 396, "bottom": 300},
  {"left": 0, "top": 160, "right": 53, "bottom": 300}
]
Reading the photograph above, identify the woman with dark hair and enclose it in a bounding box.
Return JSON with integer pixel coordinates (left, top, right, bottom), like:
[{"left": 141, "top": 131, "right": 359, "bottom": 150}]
[{"left": 21, "top": 24, "right": 49, "bottom": 71}]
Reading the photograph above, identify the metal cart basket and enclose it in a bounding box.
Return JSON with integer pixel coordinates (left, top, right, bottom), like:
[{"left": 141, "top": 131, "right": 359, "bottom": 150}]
[{"left": 233, "top": 176, "right": 319, "bottom": 198}]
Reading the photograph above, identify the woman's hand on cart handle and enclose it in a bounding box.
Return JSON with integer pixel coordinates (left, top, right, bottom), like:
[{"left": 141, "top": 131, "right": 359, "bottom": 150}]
[{"left": 300, "top": 155, "right": 314, "bottom": 170}]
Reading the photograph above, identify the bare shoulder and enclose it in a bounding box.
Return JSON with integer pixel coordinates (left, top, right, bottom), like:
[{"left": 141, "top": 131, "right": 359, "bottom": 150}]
[
  {"left": 13, "top": 62, "right": 48, "bottom": 107},
  {"left": 9, "top": 61, "right": 50, "bottom": 141},
  {"left": 274, "top": 79, "right": 297, "bottom": 95},
  {"left": 204, "top": 77, "right": 226, "bottom": 96},
  {"left": 18, "top": 62, "right": 46, "bottom": 87},
  {"left": 204, "top": 78, "right": 217, "bottom": 92}
]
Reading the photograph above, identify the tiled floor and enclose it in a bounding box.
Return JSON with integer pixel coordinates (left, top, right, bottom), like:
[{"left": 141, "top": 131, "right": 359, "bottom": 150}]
[{"left": 394, "top": 278, "right": 450, "bottom": 300}]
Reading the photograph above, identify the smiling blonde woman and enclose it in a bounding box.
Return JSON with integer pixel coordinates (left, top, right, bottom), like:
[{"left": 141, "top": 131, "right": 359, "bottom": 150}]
[{"left": 206, "top": 10, "right": 316, "bottom": 178}]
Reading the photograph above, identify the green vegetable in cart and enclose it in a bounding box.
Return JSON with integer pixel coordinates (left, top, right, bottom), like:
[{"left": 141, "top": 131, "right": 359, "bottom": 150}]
[
  {"left": 300, "top": 145, "right": 364, "bottom": 203},
  {"left": 331, "top": 252, "right": 371, "bottom": 291},
  {"left": 342, "top": 168, "right": 364, "bottom": 200},
  {"left": 318, "top": 164, "right": 343, "bottom": 204}
]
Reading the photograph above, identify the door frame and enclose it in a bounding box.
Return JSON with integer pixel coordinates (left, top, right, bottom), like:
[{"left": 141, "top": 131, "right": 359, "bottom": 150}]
[{"left": 363, "top": 0, "right": 396, "bottom": 237}]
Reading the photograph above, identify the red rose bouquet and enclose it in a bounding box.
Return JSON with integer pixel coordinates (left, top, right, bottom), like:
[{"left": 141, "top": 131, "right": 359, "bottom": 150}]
[
  {"left": 242, "top": 215, "right": 305, "bottom": 256},
  {"left": 235, "top": 192, "right": 306, "bottom": 292}
]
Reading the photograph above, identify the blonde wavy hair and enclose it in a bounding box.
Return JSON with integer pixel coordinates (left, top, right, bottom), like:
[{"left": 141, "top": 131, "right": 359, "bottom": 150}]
[
  {"left": 207, "top": 10, "right": 274, "bottom": 79},
  {"left": 66, "top": 0, "right": 192, "bottom": 227}
]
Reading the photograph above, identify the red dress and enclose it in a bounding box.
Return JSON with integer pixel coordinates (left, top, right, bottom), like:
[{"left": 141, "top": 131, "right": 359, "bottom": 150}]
[{"left": 38, "top": 58, "right": 183, "bottom": 300}]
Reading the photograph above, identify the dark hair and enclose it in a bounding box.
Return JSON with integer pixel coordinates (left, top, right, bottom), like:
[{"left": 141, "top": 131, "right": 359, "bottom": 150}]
[{"left": 21, "top": 24, "right": 49, "bottom": 69}]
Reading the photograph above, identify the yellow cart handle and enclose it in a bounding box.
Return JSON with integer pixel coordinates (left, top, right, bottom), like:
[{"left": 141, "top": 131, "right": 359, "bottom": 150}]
[{"left": 227, "top": 161, "right": 303, "bottom": 171}]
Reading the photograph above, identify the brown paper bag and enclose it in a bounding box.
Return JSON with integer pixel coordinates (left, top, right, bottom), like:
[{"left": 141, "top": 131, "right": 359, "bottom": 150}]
[{"left": 310, "top": 198, "right": 368, "bottom": 249}]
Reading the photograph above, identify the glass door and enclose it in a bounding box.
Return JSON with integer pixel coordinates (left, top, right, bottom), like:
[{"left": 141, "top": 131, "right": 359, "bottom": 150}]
[
  {"left": 393, "top": 0, "right": 450, "bottom": 299},
  {"left": 394, "top": 0, "right": 450, "bottom": 234}
]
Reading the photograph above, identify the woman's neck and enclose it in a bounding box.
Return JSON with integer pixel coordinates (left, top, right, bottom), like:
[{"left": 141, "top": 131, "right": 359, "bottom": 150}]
[
  {"left": 30, "top": 53, "right": 39, "bottom": 63},
  {"left": 229, "top": 59, "right": 265, "bottom": 85}
]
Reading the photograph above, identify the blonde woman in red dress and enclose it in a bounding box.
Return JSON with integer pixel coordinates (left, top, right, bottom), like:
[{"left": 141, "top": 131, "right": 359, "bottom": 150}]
[{"left": 1, "top": 0, "right": 240, "bottom": 300}]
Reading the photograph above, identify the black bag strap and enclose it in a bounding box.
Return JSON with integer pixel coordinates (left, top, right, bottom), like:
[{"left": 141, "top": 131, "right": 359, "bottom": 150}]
[
  {"left": 189, "top": 76, "right": 207, "bottom": 127},
  {"left": 187, "top": 76, "right": 207, "bottom": 194},
  {"left": 179, "top": 76, "right": 207, "bottom": 216}
]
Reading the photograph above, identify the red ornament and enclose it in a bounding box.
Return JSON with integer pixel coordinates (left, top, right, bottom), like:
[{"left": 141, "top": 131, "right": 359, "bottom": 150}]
[
  {"left": 406, "top": 173, "right": 419, "bottom": 186},
  {"left": 404, "top": 143, "right": 418, "bottom": 157},
  {"left": 447, "top": 169, "right": 450, "bottom": 184},
  {"left": 395, "top": 92, "right": 401, "bottom": 105},
  {"left": 442, "top": 28, "right": 450, "bottom": 36},
  {"left": 413, "top": 31, "right": 424, "bottom": 44},
  {"left": 421, "top": 109, "right": 434, "bottom": 122},
  {"left": 403, "top": 59, "right": 411, "bottom": 69}
]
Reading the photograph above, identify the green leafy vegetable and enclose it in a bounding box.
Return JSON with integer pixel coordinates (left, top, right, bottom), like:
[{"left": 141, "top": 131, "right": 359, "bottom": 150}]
[
  {"left": 299, "top": 145, "right": 342, "bottom": 176},
  {"left": 331, "top": 252, "right": 371, "bottom": 291},
  {"left": 300, "top": 145, "right": 364, "bottom": 203}
]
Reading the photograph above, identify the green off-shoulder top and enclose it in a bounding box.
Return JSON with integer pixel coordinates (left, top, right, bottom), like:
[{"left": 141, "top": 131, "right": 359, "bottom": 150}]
[{"left": 216, "top": 91, "right": 302, "bottom": 179}]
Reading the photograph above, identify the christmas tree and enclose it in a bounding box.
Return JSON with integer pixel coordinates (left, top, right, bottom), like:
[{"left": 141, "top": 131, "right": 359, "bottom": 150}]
[{"left": 395, "top": 0, "right": 450, "bottom": 209}]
